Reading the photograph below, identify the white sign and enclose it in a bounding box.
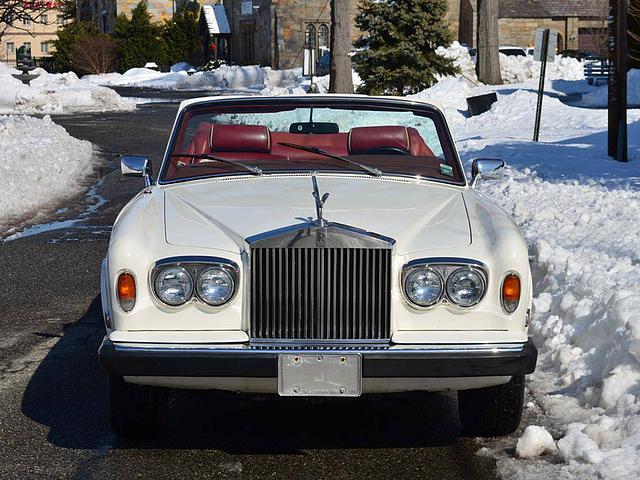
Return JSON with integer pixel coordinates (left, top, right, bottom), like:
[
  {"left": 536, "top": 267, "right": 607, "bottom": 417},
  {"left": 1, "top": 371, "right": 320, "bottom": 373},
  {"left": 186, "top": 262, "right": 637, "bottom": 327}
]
[
  {"left": 534, "top": 29, "right": 558, "bottom": 62},
  {"left": 241, "top": 1, "right": 253, "bottom": 15},
  {"left": 303, "top": 48, "right": 316, "bottom": 76}
]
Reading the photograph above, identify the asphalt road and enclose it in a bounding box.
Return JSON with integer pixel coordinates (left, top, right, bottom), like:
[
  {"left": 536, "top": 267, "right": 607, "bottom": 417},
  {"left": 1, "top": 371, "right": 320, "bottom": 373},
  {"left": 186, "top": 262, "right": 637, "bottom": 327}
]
[{"left": 0, "top": 96, "right": 498, "bottom": 480}]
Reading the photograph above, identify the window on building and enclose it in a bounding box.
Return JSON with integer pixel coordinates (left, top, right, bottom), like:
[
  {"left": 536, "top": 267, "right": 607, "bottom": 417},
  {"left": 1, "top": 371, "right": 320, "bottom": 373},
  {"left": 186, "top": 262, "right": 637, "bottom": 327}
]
[
  {"left": 241, "top": 1, "right": 253, "bottom": 15},
  {"left": 318, "top": 23, "right": 329, "bottom": 50},
  {"left": 57, "top": 15, "right": 64, "bottom": 26},
  {"left": 23, "top": 42, "right": 31, "bottom": 52},
  {"left": 305, "top": 24, "right": 316, "bottom": 49},
  {"left": 41, "top": 14, "right": 48, "bottom": 24},
  {"left": 23, "top": 17, "right": 32, "bottom": 27},
  {"left": 7, "top": 42, "right": 15, "bottom": 55},
  {"left": 101, "top": 14, "right": 108, "bottom": 33},
  {"left": 41, "top": 42, "right": 50, "bottom": 53}
]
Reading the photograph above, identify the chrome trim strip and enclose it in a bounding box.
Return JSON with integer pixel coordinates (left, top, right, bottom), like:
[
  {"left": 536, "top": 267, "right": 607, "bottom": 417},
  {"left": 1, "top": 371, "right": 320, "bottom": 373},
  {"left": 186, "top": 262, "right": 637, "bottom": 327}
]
[{"left": 109, "top": 342, "right": 528, "bottom": 355}]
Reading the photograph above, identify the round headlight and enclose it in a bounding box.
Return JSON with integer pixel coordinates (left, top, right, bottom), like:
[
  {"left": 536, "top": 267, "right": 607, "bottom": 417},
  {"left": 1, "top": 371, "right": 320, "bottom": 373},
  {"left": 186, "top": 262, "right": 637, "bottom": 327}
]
[
  {"left": 404, "top": 267, "right": 443, "bottom": 307},
  {"left": 196, "top": 267, "right": 235, "bottom": 306},
  {"left": 154, "top": 266, "right": 193, "bottom": 306},
  {"left": 446, "top": 268, "right": 485, "bottom": 307}
]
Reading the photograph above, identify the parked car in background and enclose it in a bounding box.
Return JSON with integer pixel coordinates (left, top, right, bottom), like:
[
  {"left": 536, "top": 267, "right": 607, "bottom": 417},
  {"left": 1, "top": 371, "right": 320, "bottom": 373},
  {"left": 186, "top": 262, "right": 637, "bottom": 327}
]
[
  {"left": 99, "top": 95, "right": 537, "bottom": 440},
  {"left": 559, "top": 49, "right": 604, "bottom": 63},
  {"left": 499, "top": 46, "right": 527, "bottom": 57},
  {"left": 526, "top": 47, "right": 535, "bottom": 57}
]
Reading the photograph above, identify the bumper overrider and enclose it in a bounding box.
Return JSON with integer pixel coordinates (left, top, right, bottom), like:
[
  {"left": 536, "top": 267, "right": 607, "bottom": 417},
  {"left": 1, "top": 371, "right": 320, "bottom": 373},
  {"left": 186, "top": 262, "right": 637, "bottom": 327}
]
[{"left": 98, "top": 337, "right": 537, "bottom": 378}]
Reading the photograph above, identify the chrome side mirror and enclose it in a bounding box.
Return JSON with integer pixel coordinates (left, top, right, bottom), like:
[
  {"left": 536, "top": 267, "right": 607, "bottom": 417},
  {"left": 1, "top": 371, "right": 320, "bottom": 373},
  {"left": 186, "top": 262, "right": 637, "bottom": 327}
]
[
  {"left": 470, "top": 158, "right": 505, "bottom": 188},
  {"left": 121, "top": 156, "right": 153, "bottom": 188}
]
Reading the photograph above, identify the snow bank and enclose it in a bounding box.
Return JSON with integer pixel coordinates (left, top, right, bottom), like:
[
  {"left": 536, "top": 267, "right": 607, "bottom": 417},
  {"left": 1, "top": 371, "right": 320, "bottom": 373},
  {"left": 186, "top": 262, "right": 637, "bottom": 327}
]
[
  {"left": 516, "top": 426, "right": 557, "bottom": 458},
  {"left": 85, "top": 64, "right": 307, "bottom": 93},
  {"left": 0, "top": 70, "right": 134, "bottom": 114},
  {"left": 577, "top": 69, "right": 640, "bottom": 107},
  {"left": 435, "top": 42, "right": 585, "bottom": 84},
  {"left": 427, "top": 70, "right": 640, "bottom": 477},
  {"left": 0, "top": 115, "right": 94, "bottom": 233}
]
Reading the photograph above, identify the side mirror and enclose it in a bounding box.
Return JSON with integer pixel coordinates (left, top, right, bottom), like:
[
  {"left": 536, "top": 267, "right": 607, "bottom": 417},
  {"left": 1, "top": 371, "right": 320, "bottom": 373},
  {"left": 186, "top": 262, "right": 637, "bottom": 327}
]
[
  {"left": 121, "top": 156, "right": 153, "bottom": 188},
  {"left": 471, "top": 158, "right": 505, "bottom": 188}
]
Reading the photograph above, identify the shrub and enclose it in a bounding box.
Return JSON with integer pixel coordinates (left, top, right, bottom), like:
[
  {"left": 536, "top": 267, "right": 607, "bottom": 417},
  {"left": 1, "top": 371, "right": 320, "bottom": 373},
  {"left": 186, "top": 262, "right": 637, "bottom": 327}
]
[
  {"left": 71, "top": 35, "right": 118, "bottom": 74},
  {"left": 162, "top": 5, "right": 201, "bottom": 66},
  {"left": 52, "top": 21, "right": 102, "bottom": 73}
]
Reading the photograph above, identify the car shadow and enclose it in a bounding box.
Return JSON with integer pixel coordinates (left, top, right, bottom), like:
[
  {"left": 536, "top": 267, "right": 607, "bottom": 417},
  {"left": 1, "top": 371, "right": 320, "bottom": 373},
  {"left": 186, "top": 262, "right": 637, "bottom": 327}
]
[{"left": 22, "top": 296, "right": 463, "bottom": 454}]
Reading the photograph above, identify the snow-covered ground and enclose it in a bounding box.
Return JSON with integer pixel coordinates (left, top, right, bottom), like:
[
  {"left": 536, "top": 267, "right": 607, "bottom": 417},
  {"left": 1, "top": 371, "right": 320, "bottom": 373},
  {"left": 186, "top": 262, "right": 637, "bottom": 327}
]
[
  {"left": 0, "top": 115, "right": 95, "bottom": 234},
  {"left": 0, "top": 63, "right": 134, "bottom": 114},
  {"left": 412, "top": 52, "right": 640, "bottom": 479}
]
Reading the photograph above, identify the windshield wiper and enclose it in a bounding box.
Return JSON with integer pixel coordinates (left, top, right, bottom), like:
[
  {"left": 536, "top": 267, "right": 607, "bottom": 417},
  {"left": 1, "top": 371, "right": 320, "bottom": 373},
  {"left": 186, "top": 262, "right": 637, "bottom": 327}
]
[
  {"left": 171, "top": 153, "right": 262, "bottom": 176},
  {"left": 277, "top": 142, "right": 382, "bottom": 177}
]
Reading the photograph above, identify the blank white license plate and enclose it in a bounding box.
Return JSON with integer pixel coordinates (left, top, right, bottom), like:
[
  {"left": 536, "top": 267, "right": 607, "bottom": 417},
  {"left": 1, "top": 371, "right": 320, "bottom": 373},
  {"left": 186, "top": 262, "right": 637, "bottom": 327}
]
[{"left": 278, "top": 353, "right": 362, "bottom": 397}]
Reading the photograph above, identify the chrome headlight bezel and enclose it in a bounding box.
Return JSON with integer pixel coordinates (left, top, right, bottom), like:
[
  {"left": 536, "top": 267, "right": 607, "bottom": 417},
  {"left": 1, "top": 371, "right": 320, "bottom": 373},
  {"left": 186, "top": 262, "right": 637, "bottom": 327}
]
[
  {"left": 150, "top": 257, "right": 239, "bottom": 308},
  {"left": 402, "top": 258, "right": 488, "bottom": 310}
]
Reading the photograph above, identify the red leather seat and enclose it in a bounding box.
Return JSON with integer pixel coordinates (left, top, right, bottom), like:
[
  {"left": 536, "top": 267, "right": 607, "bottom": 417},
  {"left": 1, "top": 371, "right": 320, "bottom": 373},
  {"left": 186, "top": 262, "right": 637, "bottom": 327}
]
[{"left": 348, "top": 126, "right": 435, "bottom": 156}]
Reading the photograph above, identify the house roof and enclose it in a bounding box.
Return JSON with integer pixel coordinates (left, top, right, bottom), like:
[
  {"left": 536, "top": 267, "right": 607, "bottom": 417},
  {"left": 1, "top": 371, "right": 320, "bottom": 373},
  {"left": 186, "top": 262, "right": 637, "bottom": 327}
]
[
  {"left": 202, "top": 5, "right": 231, "bottom": 35},
  {"left": 499, "top": 0, "right": 607, "bottom": 19}
]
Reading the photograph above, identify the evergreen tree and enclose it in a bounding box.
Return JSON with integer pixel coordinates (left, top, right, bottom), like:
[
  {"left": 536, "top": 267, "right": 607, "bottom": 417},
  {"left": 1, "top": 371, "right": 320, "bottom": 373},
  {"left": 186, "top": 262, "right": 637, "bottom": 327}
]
[
  {"left": 162, "top": 5, "right": 201, "bottom": 66},
  {"left": 353, "top": 0, "right": 458, "bottom": 95},
  {"left": 52, "top": 21, "right": 102, "bottom": 72},
  {"left": 115, "top": 1, "right": 168, "bottom": 71}
]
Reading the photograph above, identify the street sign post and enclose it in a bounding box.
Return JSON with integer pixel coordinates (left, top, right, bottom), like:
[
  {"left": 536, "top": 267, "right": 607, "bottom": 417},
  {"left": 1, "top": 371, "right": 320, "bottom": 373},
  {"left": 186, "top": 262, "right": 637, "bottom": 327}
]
[
  {"left": 608, "top": 0, "right": 628, "bottom": 162},
  {"left": 533, "top": 29, "right": 558, "bottom": 141}
]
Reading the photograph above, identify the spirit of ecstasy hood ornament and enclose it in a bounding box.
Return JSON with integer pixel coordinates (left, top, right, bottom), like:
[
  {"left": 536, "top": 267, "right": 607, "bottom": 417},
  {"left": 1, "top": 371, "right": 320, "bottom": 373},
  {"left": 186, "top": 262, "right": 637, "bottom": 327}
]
[{"left": 311, "top": 175, "right": 330, "bottom": 227}]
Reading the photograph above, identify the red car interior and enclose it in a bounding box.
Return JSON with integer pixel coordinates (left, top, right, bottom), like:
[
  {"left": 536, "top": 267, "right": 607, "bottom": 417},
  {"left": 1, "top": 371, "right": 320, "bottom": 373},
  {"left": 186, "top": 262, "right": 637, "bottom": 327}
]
[{"left": 166, "top": 122, "right": 441, "bottom": 180}]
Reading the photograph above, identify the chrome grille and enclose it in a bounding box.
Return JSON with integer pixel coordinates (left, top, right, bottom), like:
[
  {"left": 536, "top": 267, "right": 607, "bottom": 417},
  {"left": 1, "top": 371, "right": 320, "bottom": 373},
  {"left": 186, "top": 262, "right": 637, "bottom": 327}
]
[{"left": 250, "top": 248, "right": 391, "bottom": 341}]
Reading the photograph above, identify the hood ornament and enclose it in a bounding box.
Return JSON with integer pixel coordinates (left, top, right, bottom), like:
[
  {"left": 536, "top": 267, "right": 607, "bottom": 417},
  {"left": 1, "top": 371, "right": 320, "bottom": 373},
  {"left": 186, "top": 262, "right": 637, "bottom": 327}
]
[{"left": 311, "top": 175, "right": 330, "bottom": 227}]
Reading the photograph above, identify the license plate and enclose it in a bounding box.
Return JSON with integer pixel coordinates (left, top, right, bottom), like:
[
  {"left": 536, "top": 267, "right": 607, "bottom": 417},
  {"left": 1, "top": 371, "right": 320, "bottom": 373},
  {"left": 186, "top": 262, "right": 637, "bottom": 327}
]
[{"left": 278, "top": 353, "right": 362, "bottom": 397}]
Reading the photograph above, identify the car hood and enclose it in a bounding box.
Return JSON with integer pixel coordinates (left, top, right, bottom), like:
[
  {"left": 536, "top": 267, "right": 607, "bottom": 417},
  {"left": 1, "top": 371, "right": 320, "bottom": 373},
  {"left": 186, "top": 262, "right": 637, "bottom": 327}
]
[{"left": 164, "top": 175, "right": 471, "bottom": 255}]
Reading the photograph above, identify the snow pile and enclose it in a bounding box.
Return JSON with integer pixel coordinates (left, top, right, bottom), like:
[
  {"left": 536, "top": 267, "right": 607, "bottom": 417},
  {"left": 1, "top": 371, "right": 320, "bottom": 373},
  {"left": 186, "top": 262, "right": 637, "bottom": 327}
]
[
  {"left": 436, "top": 41, "right": 476, "bottom": 78},
  {"left": 409, "top": 75, "right": 477, "bottom": 115},
  {"left": 0, "top": 115, "right": 94, "bottom": 233},
  {"left": 0, "top": 70, "right": 134, "bottom": 114},
  {"left": 435, "top": 42, "right": 585, "bottom": 84},
  {"left": 85, "top": 64, "right": 307, "bottom": 93},
  {"left": 500, "top": 54, "right": 584, "bottom": 83},
  {"left": 578, "top": 69, "right": 640, "bottom": 107},
  {"left": 442, "top": 78, "right": 640, "bottom": 476},
  {"left": 516, "top": 426, "right": 558, "bottom": 458}
]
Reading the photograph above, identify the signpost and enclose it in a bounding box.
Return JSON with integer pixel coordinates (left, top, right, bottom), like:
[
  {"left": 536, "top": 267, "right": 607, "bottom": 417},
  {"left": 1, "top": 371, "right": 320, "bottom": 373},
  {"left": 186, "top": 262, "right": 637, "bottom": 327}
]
[
  {"left": 532, "top": 28, "right": 558, "bottom": 142},
  {"left": 608, "top": 0, "right": 628, "bottom": 162}
]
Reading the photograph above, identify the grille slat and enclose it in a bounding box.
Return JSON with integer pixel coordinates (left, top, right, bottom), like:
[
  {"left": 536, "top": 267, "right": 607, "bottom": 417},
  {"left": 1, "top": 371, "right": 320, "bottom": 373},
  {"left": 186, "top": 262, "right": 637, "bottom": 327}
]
[{"left": 250, "top": 247, "right": 391, "bottom": 341}]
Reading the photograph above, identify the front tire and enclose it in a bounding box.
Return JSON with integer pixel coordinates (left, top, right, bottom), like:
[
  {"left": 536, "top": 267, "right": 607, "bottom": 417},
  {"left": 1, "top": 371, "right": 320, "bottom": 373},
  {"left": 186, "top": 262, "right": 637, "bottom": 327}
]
[
  {"left": 108, "top": 375, "right": 167, "bottom": 439},
  {"left": 458, "top": 375, "right": 525, "bottom": 437}
]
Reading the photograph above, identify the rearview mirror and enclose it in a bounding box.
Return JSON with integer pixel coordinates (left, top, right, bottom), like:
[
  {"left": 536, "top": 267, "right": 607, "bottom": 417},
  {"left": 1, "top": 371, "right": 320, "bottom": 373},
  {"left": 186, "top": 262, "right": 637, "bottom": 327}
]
[
  {"left": 471, "top": 158, "right": 505, "bottom": 187},
  {"left": 121, "top": 156, "right": 153, "bottom": 188}
]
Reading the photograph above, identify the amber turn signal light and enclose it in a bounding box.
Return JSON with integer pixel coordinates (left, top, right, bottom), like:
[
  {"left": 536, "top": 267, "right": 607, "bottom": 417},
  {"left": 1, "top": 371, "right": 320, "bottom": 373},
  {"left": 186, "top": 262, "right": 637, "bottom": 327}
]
[
  {"left": 502, "top": 274, "right": 520, "bottom": 313},
  {"left": 117, "top": 272, "right": 136, "bottom": 312}
]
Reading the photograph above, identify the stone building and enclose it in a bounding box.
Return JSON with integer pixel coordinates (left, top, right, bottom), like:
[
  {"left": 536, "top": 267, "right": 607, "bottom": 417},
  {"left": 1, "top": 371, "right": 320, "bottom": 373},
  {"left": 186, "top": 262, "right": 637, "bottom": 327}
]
[
  {"left": 200, "top": 0, "right": 358, "bottom": 68},
  {"left": 447, "top": 0, "right": 608, "bottom": 52}
]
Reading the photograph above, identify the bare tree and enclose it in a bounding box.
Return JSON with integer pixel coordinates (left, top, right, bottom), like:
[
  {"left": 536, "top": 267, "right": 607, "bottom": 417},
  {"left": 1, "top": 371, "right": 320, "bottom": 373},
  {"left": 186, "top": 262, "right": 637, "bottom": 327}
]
[
  {"left": 329, "top": 0, "right": 353, "bottom": 93},
  {"left": 476, "top": 0, "right": 502, "bottom": 85},
  {"left": 71, "top": 35, "right": 118, "bottom": 74},
  {"left": 0, "top": 0, "right": 55, "bottom": 43}
]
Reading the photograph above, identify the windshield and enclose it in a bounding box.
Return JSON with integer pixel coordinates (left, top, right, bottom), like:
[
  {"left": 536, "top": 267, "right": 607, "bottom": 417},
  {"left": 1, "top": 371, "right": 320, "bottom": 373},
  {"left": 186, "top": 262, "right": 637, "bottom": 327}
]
[{"left": 161, "top": 98, "right": 464, "bottom": 184}]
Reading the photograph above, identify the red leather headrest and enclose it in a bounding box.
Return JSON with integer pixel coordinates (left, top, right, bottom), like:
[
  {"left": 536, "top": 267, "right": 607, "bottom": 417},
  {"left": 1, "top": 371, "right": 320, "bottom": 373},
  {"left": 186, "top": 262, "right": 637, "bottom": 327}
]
[
  {"left": 348, "top": 126, "right": 410, "bottom": 155},
  {"left": 211, "top": 125, "right": 271, "bottom": 153}
]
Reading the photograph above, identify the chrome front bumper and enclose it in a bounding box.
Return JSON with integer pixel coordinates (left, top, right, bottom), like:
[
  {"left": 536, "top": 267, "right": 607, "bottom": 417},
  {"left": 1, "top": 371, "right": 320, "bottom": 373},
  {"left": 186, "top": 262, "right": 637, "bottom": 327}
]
[{"left": 98, "top": 338, "right": 537, "bottom": 378}]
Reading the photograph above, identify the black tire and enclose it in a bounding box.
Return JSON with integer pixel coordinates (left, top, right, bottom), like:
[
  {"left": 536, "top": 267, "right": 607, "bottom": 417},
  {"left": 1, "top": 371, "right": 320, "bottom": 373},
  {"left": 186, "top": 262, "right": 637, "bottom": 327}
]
[
  {"left": 108, "top": 375, "right": 167, "bottom": 439},
  {"left": 458, "top": 375, "right": 525, "bottom": 437}
]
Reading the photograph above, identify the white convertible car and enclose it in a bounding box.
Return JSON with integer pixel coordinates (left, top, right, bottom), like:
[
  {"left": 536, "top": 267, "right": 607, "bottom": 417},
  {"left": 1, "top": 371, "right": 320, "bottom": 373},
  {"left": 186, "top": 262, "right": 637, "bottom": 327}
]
[{"left": 99, "top": 95, "right": 537, "bottom": 438}]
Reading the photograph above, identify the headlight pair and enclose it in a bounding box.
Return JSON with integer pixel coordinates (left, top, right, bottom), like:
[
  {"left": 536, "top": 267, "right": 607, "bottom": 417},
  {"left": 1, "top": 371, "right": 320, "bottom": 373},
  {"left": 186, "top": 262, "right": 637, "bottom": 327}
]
[
  {"left": 153, "top": 260, "right": 237, "bottom": 307},
  {"left": 403, "top": 262, "right": 487, "bottom": 308}
]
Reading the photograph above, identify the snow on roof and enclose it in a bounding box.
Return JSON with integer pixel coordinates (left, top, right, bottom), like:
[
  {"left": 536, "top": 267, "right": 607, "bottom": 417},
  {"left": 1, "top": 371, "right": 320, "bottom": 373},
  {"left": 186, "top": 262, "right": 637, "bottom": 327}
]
[{"left": 202, "top": 5, "right": 231, "bottom": 35}]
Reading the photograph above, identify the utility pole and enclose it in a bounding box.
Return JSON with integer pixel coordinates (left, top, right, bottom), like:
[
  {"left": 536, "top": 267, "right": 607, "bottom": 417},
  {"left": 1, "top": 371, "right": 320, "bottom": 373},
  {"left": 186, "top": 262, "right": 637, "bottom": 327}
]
[{"left": 608, "top": 0, "right": 628, "bottom": 162}]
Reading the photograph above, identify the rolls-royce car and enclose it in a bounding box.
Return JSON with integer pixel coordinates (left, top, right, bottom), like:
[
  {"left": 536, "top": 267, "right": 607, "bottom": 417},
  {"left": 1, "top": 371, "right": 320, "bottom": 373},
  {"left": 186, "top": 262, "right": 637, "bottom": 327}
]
[{"left": 98, "top": 95, "right": 537, "bottom": 438}]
